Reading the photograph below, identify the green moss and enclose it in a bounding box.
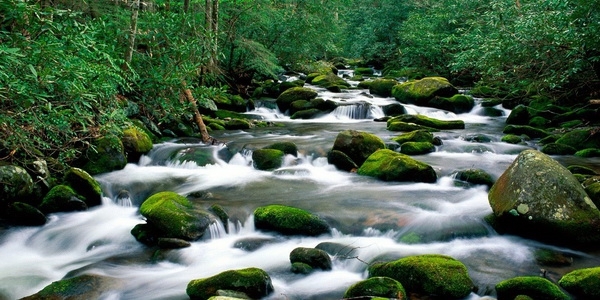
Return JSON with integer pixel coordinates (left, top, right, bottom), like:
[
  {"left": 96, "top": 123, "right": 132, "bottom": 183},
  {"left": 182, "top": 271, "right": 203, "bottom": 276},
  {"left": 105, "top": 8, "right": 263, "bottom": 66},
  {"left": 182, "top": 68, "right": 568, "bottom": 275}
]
[
  {"left": 343, "top": 277, "right": 407, "bottom": 299},
  {"left": 496, "top": 276, "right": 569, "bottom": 300},
  {"left": 392, "top": 130, "right": 434, "bottom": 144},
  {"left": 82, "top": 134, "right": 126, "bottom": 175},
  {"left": 63, "top": 167, "right": 102, "bottom": 207},
  {"left": 289, "top": 247, "right": 332, "bottom": 270},
  {"left": 331, "top": 130, "right": 385, "bottom": 166},
  {"left": 276, "top": 87, "right": 318, "bottom": 112},
  {"left": 186, "top": 267, "right": 274, "bottom": 300},
  {"left": 357, "top": 149, "right": 437, "bottom": 183},
  {"left": 368, "top": 254, "right": 474, "bottom": 299},
  {"left": 455, "top": 169, "right": 495, "bottom": 188},
  {"left": 30, "top": 274, "right": 117, "bottom": 299},
  {"left": 540, "top": 143, "right": 577, "bottom": 155},
  {"left": 556, "top": 129, "right": 600, "bottom": 150},
  {"left": 253, "top": 204, "right": 330, "bottom": 236},
  {"left": 528, "top": 116, "right": 550, "bottom": 128},
  {"left": 400, "top": 142, "right": 436, "bottom": 155},
  {"left": 355, "top": 67, "right": 374, "bottom": 75},
  {"left": 559, "top": 267, "right": 600, "bottom": 298},
  {"left": 585, "top": 182, "right": 600, "bottom": 207},
  {"left": 122, "top": 126, "right": 153, "bottom": 162},
  {"left": 388, "top": 114, "right": 465, "bottom": 130},
  {"left": 427, "top": 94, "right": 475, "bottom": 113},
  {"left": 0, "top": 165, "right": 34, "bottom": 205},
  {"left": 39, "top": 184, "right": 86, "bottom": 213},
  {"left": 264, "top": 142, "right": 298, "bottom": 156},
  {"left": 501, "top": 134, "right": 523, "bottom": 144},
  {"left": 252, "top": 149, "right": 284, "bottom": 170},
  {"left": 575, "top": 148, "right": 600, "bottom": 157},
  {"left": 391, "top": 77, "right": 458, "bottom": 105},
  {"left": 289, "top": 99, "right": 313, "bottom": 115},
  {"left": 387, "top": 121, "right": 438, "bottom": 132},
  {"left": 503, "top": 125, "right": 550, "bottom": 139},
  {"left": 224, "top": 119, "right": 252, "bottom": 130},
  {"left": 368, "top": 79, "right": 398, "bottom": 97},
  {"left": 567, "top": 165, "right": 597, "bottom": 175},
  {"left": 311, "top": 73, "right": 350, "bottom": 88}
]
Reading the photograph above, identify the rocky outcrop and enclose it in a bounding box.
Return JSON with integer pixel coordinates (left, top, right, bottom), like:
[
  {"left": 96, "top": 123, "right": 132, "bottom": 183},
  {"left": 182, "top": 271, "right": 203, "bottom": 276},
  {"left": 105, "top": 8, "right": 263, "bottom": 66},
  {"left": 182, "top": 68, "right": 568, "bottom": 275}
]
[
  {"left": 357, "top": 149, "right": 437, "bottom": 183},
  {"left": 495, "top": 276, "right": 569, "bottom": 300},
  {"left": 488, "top": 149, "right": 600, "bottom": 247},
  {"left": 186, "top": 268, "right": 274, "bottom": 300},
  {"left": 344, "top": 277, "right": 407, "bottom": 299},
  {"left": 253, "top": 204, "right": 330, "bottom": 236},
  {"left": 328, "top": 130, "right": 385, "bottom": 169},
  {"left": 368, "top": 254, "right": 474, "bottom": 299}
]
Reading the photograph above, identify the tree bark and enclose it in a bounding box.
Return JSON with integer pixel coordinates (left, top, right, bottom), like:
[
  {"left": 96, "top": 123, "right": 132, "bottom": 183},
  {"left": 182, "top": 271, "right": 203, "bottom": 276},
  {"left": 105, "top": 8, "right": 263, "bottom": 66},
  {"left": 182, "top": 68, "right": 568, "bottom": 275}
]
[
  {"left": 124, "top": 0, "right": 140, "bottom": 68},
  {"left": 181, "top": 85, "right": 212, "bottom": 144}
]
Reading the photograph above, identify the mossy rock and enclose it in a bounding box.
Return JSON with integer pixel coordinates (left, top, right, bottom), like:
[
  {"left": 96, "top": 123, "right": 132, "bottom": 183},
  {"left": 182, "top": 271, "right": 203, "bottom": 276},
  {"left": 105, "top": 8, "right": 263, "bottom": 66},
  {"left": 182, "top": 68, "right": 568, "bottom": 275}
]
[
  {"left": 575, "top": 148, "right": 600, "bottom": 157},
  {"left": 331, "top": 130, "right": 385, "bottom": 167},
  {"left": 357, "top": 149, "right": 437, "bottom": 183},
  {"left": 427, "top": 94, "right": 475, "bottom": 113},
  {"left": 559, "top": 266, "right": 600, "bottom": 299},
  {"left": 540, "top": 143, "right": 577, "bottom": 155},
  {"left": 388, "top": 114, "right": 465, "bottom": 130},
  {"left": 382, "top": 103, "right": 407, "bottom": 116},
  {"left": 290, "top": 262, "right": 313, "bottom": 274},
  {"left": 343, "top": 277, "right": 407, "bottom": 299},
  {"left": 506, "top": 105, "right": 530, "bottom": 125},
  {"left": 556, "top": 128, "right": 600, "bottom": 151},
  {"left": 585, "top": 182, "right": 600, "bottom": 207},
  {"left": 224, "top": 119, "right": 252, "bottom": 130},
  {"left": 399, "top": 142, "right": 435, "bottom": 155},
  {"left": 501, "top": 134, "right": 524, "bottom": 144},
  {"left": 305, "top": 72, "right": 321, "bottom": 84},
  {"left": 174, "top": 146, "right": 219, "bottom": 167},
  {"left": 252, "top": 149, "right": 284, "bottom": 170},
  {"left": 495, "top": 276, "right": 569, "bottom": 300},
  {"left": 290, "top": 108, "right": 323, "bottom": 119},
  {"left": 387, "top": 121, "right": 438, "bottom": 132},
  {"left": 63, "top": 167, "right": 102, "bottom": 207},
  {"left": 253, "top": 204, "right": 330, "bottom": 236},
  {"left": 503, "top": 125, "right": 550, "bottom": 139},
  {"left": 311, "top": 73, "right": 350, "bottom": 89},
  {"left": 355, "top": 67, "right": 374, "bottom": 76},
  {"left": 82, "top": 134, "right": 127, "bottom": 175},
  {"left": 21, "top": 274, "right": 121, "bottom": 300},
  {"left": 488, "top": 149, "right": 600, "bottom": 247},
  {"left": 122, "top": 126, "right": 153, "bottom": 163},
  {"left": 567, "top": 165, "right": 597, "bottom": 175},
  {"left": 39, "top": 185, "right": 87, "bottom": 214},
  {"left": 0, "top": 165, "right": 34, "bottom": 205},
  {"left": 528, "top": 116, "right": 550, "bottom": 128},
  {"left": 392, "top": 130, "right": 434, "bottom": 144},
  {"left": 368, "top": 254, "right": 474, "bottom": 299},
  {"left": 289, "top": 99, "right": 313, "bottom": 115},
  {"left": 534, "top": 249, "right": 573, "bottom": 267},
  {"left": 368, "top": 79, "right": 398, "bottom": 97},
  {"left": 186, "top": 268, "right": 274, "bottom": 300},
  {"left": 278, "top": 80, "right": 305, "bottom": 94},
  {"left": 327, "top": 149, "right": 358, "bottom": 172},
  {"left": 139, "top": 191, "right": 211, "bottom": 241},
  {"left": 391, "top": 77, "right": 458, "bottom": 106},
  {"left": 4, "top": 202, "right": 47, "bottom": 226},
  {"left": 264, "top": 142, "right": 298, "bottom": 156},
  {"left": 289, "top": 247, "right": 332, "bottom": 271},
  {"left": 276, "top": 87, "right": 318, "bottom": 112},
  {"left": 454, "top": 168, "right": 495, "bottom": 188}
]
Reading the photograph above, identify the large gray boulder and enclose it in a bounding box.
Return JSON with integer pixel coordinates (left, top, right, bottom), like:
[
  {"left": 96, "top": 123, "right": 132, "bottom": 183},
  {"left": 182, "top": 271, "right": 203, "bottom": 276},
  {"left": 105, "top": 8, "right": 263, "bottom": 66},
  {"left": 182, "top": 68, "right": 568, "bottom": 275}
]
[{"left": 488, "top": 149, "right": 600, "bottom": 247}]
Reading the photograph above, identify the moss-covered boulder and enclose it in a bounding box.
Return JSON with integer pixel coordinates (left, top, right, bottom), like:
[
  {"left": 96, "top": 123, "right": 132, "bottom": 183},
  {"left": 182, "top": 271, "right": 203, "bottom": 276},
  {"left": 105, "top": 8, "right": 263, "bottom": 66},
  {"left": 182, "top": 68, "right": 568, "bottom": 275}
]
[
  {"left": 173, "top": 146, "right": 219, "bottom": 167},
  {"left": 368, "top": 254, "right": 474, "bottom": 299},
  {"left": 382, "top": 103, "right": 407, "bottom": 116},
  {"left": 289, "top": 99, "right": 313, "bottom": 115},
  {"left": 279, "top": 79, "right": 305, "bottom": 94},
  {"left": 330, "top": 130, "right": 385, "bottom": 167},
  {"left": 63, "top": 167, "right": 102, "bottom": 207},
  {"left": 427, "top": 94, "right": 475, "bottom": 113},
  {"left": 392, "top": 77, "right": 458, "bottom": 106},
  {"left": 0, "top": 165, "right": 34, "bottom": 206},
  {"left": 559, "top": 266, "right": 600, "bottom": 299},
  {"left": 355, "top": 67, "right": 374, "bottom": 76},
  {"left": 400, "top": 142, "right": 436, "bottom": 155},
  {"left": 454, "top": 168, "right": 495, "bottom": 188},
  {"left": 289, "top": 247, "right": 332, "bottom": 271},
  {"left": 252, "top": 149, "right": 284, "bottom": 170},
  {"left": 344, "top": 277, "right": 407, "bottom": 299},
  {"left": 312, "top": 73, "right": 350, "bottom": 89},
  {"left": 39, "top": 185, "right": 87, "bottom": 213},
  {"left": 488, "top": 149, "right": 600, "bottom": 247},
  {"left": 357, "top": 149, "right": 437, "bottom": 183},
  {"left": 495, "top": 276, "right": 569, "bottom": 300},
  {"left": 387, "top": 121, "right": 438, "bottom": 132},
  {"left": 139, "top": 191, "right": 211, "bottom": 241},
  {"left": 4, "top": 202, "right": 47, "bottom": 226},
  {"left": 556, "top": 128, "right": 600, "bottom": 151},
  {"left": 506, "top": 105, "right": 531, "bottom": 125},
  {"left": 224, "top": 119, "right": 252, "bottom": 130},
  {"left": 388, "top": 114, "right": 465, "bottom": 130},
  {"left": 501, "top": 134, "right": 524, "bottom": 144},
  {"left": 82, "top": 134, "right": 127, "bottom": 175},
  {"left": 21, "top": 274, "right": 121, "bottom": 300},
  {"left": 121, "top": 126, "right": 153, "bottom": 163},
  {"left": 392, "top": 130, "right": 434, "bottom": 144},
  {"left": 263, "top": 142, "right": 298, "bottom": 157},
  {"left": 503, "top": 125, "right": 550, "bottom": 139},
  {"left": 541, "top": 143, "right": 577, "bottom": 155},
  {"left": 368, "top": 79, "right": 398, "bottom": 97},
  {"left": 327, "top": 150, "right": 359, "bottom": 172},
  {"left": 585, "top": 182, "right": 600, "bottom": 207},
  {"left": 575, "top": 148, "right": 600, "bottom": 157},
  {"left": 276, "top": 87, "right": 318, "bottom": 113},
  {"left": 186, "top": 268, "right": 274, "bottom": 300},
  {"left": 290, "top": 108, "right": 324, "bottom": 119},
  {"left": 253, "top": 204, "right": 330, "bottom": 236}
]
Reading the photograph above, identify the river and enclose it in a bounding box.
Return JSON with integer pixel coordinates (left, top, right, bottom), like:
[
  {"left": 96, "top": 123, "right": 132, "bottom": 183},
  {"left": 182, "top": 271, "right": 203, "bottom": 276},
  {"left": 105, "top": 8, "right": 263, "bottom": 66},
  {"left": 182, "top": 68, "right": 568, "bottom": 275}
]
[{"left": 1, "top": 80, "right": 599, "bottom": 299}]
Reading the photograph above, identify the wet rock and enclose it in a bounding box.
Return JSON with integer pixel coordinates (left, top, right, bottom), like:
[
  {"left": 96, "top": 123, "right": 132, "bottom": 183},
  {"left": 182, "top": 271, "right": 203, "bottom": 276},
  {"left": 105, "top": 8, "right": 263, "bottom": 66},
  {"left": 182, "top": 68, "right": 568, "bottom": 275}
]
[
  {"left": 121, "top": 125, "right": 153, "bottom": 163},
  {"left": 555, "top": 128, "right": 600, "bottom": 151},
  {"left": 327, "top": 150, "right": 358, "bottom": 172},
  {"left": 392, "top": 130, "right": 434, "bottom": 144},
  {"left": 174, "top": 146, "right": 219, "bottom": 167},
  {"left": 186, "top": 268, "right": 274, "bottom": 300},
  {"left": 39, "top": 185, "right": 87, "bottom": 213},
  {"left": 289, "top": 247, "right": 332, "bottom": 271},
  {"left": 368, "top": 78, "right": 398, "bottom": 97},
  {"left": 428, "top": 94, "right": 475, "bottom": 113},
  {"left": 501, "top": 134, "right": 524, "bottom": 144},
  {"left": 63, "top": 167, "right": 102, "bottom": 207},
  {"left": 290, "top": 262, "right": 313, "bottom": 274},
  {"left": 208, "top": 204, "right": 229, "bottom": 232},
  {"left": 585, "top": 182, "right": 600, "bottom": 207},
  {"left": 381, "top": 103, "right": 407, "bottom": 117},
  {"left": 399, "top": 141, "right": 436, "bottom": 155},
  {"left": 312, "top": 73, "right": 351, "bottom": 89},
  {"left": 224, "top": 119, "right": 252, "bottom": 130},
  {"left": 503, "top": 125, "right": 550, "bottom": 139},
  {"left": 534, "top": 249, "right": 573, "bottom": 267},
  {"left": 454, "top": 168, "right": 495, "bottom": 189},
  {"left": 138, "top": 191, "right": 212, "bottom": 241},
  {"left": 488, "top": 149, "right": 600, "bottom": 247},
  {"left": 559, "top": 266, "right": 600, "bottom": 299},
  {"left": 392, "top": 77, "right": 458, "bottom": 106},
  {"left": 157, "top": 237, "right": 191, "bottom": 249},
  {"left": 315, "top": 242, "right": 358, "bottom": 257},
  {"left": 330, "top": 130, "right": 385, "bottom": 167},
  {"left": 4, "top": 202, "right": 47, "bottom": 226},
  {"left": 233, "top": 237, "right": 276, "bottom": 252},
  {"left": 252, "top": 149, "right": 284, "bottom": 170},
  {"left": 253, "top": 204, "right": 330, "bottom": 236},
  {"left": 276, "top": 87, "right": 318, "bottom": 113},
  {"left": 279, "top": 80, "right": 305, "bottom": 94},
  {"left": 21, "top": 274, "right": 122, "bottom": 300},
  {"left": 495, "top": 276, "right": 569, "bottom": 300},
  {"left": 82, "top": 134, "right": 127, "bottom": 175},
  {"left": 387, "top": 121, "right": 438, "bottom": 132},
  {"left": 540, "top": 143, "right": 577, "bottom": 155},
  {"left": 368, "top": 254, "right": 474, "bottom": 299},
  {"left": 575, "top": 148, "right": 600, "bottom": 157},
  {"left": 357, "top": 149, "right": 437, "bottom": 183},
  {"left": 290, "top": 108, "right": 324, "bottom": 119},
  {"left": 506, "top": 105, "right": 530, "bottom": 125},
  {"left": 0, "top": 165, "right": 34, "bottom": 206},
  {"left": 388, "top": 114, "right": 465, "bottom": 130},
  {"left": 343, "top": 277, "right": 407, "bottom": 299},
  {"left": 567, "top": 165, "right": 597, "bottom": 175}
]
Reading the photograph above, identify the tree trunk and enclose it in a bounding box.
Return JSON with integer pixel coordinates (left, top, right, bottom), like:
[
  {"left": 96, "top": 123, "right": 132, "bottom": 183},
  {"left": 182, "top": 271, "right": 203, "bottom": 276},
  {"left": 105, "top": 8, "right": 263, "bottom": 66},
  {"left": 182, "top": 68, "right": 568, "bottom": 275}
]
[
  {"left": 181, "top": 85, "right": 212, "bottom": 144},
  {"left": 124, "top": 0, "right": 140, "bottom": 68}
]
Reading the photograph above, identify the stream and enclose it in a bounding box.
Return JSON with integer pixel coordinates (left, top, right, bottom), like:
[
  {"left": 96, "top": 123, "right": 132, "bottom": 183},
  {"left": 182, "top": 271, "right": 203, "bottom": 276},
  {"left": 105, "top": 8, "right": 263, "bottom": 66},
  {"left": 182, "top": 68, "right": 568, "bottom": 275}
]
[{"left": 2, "top": 79, "right": 600, "bottom": 299}]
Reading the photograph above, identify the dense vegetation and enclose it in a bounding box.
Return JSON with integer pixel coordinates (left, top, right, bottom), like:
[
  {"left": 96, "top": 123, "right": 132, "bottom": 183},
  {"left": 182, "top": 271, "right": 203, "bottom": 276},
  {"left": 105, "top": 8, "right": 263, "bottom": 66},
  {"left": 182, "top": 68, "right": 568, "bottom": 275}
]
[{"left": 1, "top": 0, "right": 599, "bottom": 170}]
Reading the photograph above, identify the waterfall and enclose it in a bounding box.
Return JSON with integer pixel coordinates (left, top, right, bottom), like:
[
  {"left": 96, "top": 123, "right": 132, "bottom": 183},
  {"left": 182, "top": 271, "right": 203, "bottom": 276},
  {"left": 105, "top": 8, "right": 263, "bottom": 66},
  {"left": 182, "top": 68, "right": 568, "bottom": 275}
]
[{"left": 330, "top": 103, "right": 384, "bottom": 120}]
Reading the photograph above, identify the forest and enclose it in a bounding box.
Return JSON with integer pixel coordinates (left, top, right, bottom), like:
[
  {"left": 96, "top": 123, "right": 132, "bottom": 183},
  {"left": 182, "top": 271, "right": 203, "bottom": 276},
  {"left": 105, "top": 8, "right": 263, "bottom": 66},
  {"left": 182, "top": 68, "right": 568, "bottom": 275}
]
[{"left": 1, "top": 0, "right": 599, "bottom": 168}]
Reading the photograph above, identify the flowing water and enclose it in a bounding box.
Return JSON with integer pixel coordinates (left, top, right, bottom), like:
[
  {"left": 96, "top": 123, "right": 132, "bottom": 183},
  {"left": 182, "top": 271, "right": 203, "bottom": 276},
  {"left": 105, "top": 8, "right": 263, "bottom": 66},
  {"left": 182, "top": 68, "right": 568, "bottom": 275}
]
[{"left": 2, "top": 80, "right": 600, "bottom": 300}]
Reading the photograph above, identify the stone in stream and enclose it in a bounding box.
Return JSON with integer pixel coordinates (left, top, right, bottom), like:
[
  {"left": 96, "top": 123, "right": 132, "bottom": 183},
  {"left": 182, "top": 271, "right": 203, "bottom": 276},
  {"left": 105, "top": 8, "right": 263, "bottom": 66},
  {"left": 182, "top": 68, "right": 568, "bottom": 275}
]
[
  {"left": 387, "top": 114, "right": 465, "bottom": 130},
  {"left": 487, "top": 149, "right": 600, "bottom": 247},
  {"left": 391, "top": 76, "right": 458, "bottom": 106},
  {"left": 357, "top": 149, "right": 437, "bottom": 183},
  {"left": 289, "top": 247, "right": 332, "bottom": 272},
  {"left": 559, "top": 266, "right": 600, "bottom": 299},
  {"left": 343, "top": 276, "right": 407, "bottom": 299},
  {"left": 21, "top": 274, "right": 122, "bottom": 300},
  {"left": 252, "top": 148, "right": 284, "bottom": 170},
  {"left": 253, "top": 204, "right": 330, "bottom": 236},
  {"left": 328, "top": 130, "right": 385, "bottom": 169},
  {"left": 186, "top": 267, "right": 274, "bottom": 300},
  {"left": 275, "top": 87, "right": 318, "bottom": 113},
  {"left": 495, "top": 276, "right": 569, "bottom": 300}
]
